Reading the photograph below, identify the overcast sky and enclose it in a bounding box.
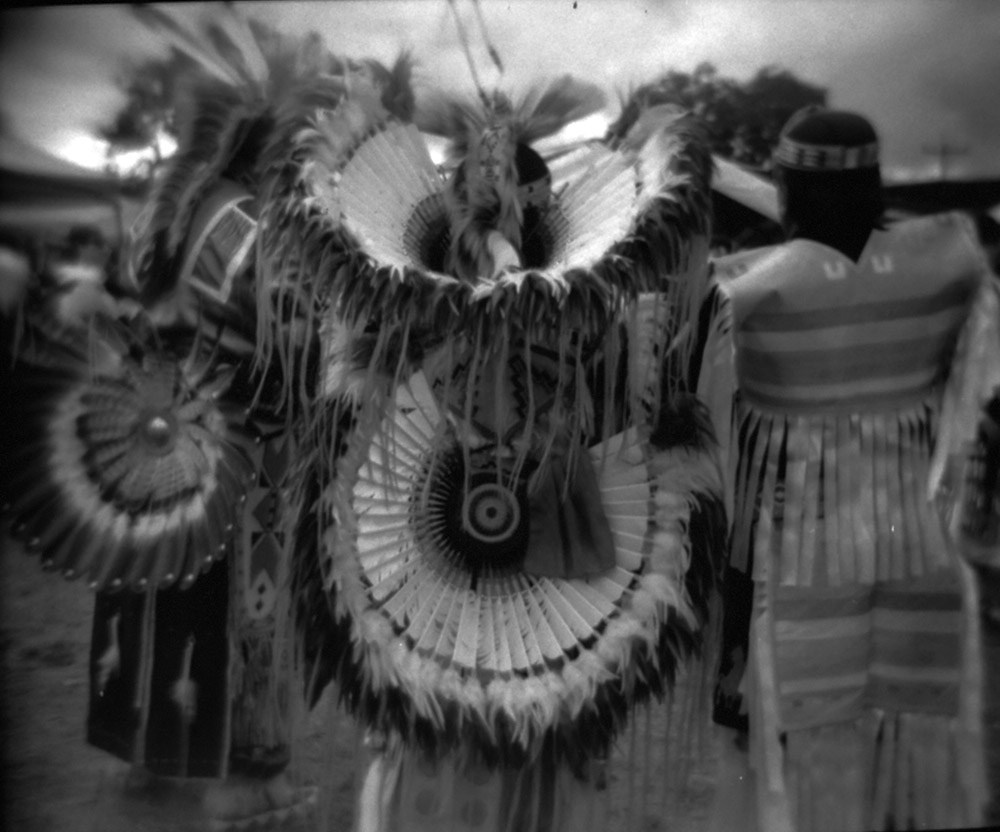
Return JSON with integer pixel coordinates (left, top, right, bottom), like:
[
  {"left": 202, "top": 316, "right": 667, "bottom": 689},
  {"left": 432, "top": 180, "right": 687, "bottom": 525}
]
[{"left": 1, "top": 0, "right": 999, "bottom": 181}]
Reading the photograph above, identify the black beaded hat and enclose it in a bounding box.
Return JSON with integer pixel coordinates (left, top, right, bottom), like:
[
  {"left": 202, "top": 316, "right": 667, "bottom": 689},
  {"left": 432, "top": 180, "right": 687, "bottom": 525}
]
[{"left": 774, "top": 107, "right": 880, "bottom": 172}]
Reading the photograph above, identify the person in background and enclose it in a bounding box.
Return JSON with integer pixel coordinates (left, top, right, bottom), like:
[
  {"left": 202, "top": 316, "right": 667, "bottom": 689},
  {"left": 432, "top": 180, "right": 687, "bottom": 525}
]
[
  {"left": 81, "top": 167, "right": 317, "bottom": 829},
  {"left": 49, "top": 226, "right": 121, "bottom": 321},
  {"left": 949, "top": 387, "right": 1000, "bottom": 623},
  {"left": 0, "top": 212, "right": 315, "bottom": 828},
  {"left": 0, "top": 231, "right": 35, "bottom": 350},
  {"left": 698, "top": 107, "right": 999, "bottom": 832}
]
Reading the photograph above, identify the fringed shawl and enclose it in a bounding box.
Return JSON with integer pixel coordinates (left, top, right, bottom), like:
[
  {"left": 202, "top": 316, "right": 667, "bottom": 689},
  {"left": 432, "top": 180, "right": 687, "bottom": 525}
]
[{"left": 700, "top": 212, "right": 994, "bottom": 831}]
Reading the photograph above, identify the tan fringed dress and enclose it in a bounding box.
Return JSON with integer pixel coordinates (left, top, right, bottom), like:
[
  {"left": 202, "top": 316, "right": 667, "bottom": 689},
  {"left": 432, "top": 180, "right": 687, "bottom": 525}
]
[{"left": 701, "top": 212, "right": 996, "bottom": 832}]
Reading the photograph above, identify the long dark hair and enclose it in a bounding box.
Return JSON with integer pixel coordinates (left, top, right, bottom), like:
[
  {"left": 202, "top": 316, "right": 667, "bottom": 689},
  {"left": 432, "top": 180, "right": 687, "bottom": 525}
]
[{"left": 776, "top": 164, "right": 884, "bottom": 261}]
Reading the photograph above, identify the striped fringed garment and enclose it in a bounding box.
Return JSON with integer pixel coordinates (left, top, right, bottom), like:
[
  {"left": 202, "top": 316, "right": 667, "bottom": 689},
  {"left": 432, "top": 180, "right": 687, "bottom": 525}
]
[{"left": 700, "top": 211, "right": 995, "bottom": 832}]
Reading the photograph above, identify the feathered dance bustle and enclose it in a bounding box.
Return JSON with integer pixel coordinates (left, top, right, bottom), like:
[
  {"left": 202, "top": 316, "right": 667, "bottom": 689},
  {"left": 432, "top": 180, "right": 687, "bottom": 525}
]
[
  {"left": 258, "top": 69, "right": 712, "bottom": 421},
  {"left": 320, "top": 368, "right": 722, "bottom": 768},
  {"left": 236, "top": 52, "right": 722, "bottom": 767},
  {"left": 120, "top": 4, "right": 725, "bottom": 785},
  {"left": 1, "top": 314, "right": 254, "bottom": 591}
]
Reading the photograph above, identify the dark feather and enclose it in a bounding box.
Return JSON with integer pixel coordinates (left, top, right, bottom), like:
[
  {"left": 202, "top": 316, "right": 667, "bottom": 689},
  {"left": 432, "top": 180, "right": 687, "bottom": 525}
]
[
  {"left": 649, "top": 392, "right": 717, "bottom": 452},
  {"left": 517, "top": 75, "right": 606, "bottom": 144}
]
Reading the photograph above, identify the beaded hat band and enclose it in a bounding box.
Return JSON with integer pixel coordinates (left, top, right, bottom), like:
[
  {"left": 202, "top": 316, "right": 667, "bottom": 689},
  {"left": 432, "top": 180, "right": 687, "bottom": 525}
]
[
  {"left": 774, "top": 136, "right": 880, "bottom": 171},
  {"left": 774, "top": 107, "right": 880, "bottom": 171}
]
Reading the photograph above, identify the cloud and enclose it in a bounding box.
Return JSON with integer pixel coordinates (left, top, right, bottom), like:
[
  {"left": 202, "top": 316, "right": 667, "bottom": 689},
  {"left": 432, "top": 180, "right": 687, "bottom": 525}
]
[
  {"left": 2, "top": 0, "right": 998, "bottom": 178},
  {"left": 0, "top": 6, "right": 166, "bottom": 154},
  {"left": 806, "top": 0, "right": 1000, "bottom": 177},
  {"left": 914, "top": 2, "right": 1000, "bottom": 158}
]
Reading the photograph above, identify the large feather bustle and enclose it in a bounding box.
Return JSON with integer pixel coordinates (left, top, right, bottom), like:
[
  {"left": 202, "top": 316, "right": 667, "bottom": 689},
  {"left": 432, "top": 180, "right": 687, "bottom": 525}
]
[
  {"left": 296, "top": 315, "right": 726, "bottom": 772},
  {"left": 314, "top": 368, "right": 725, "bottom": 770},
  {"left": 247, "top": 52, "right": 418, "bottom": 416},
  {"left": 0, "top": 311, "right": 255, "bottom": 591},
  {"left": 270, "top": 101, "right": 710, "bottom": 422}
]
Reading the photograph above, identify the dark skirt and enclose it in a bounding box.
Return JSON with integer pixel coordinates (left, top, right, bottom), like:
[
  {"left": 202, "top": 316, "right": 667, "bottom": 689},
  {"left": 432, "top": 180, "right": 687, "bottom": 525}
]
[{"left": 87, "top": 558, "right": 231, "bottom": 778}]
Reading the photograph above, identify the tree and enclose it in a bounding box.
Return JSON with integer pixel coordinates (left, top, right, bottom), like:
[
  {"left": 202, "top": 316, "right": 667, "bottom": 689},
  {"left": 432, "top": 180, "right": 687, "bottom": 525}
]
[{"left": 620, "top": 62, "right": 827, "bottom": 169}]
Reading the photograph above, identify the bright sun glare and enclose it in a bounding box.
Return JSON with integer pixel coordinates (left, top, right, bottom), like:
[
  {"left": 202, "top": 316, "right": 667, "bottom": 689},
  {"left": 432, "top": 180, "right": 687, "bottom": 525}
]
[
  {"left": 61, "top": 134, "right": 107, "bottom": 170},
  {"left": 59, "top": 131, "right": 179, "bottom": 175}
]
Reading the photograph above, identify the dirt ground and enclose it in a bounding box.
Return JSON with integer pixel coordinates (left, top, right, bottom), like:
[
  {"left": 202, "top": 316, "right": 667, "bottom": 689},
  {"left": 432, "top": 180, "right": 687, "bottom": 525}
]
[
  {"left": 0, "top": 533, "right": 359, "bottom": 832},
  {"left": 2, "top": 535, "right": 998, "bottom": 832}
]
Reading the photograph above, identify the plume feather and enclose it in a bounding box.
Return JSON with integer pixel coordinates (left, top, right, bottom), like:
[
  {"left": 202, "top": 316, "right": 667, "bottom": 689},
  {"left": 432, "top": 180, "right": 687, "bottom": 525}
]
[{"left": 516, "top": 75, "right": 607, "bottom": 144}]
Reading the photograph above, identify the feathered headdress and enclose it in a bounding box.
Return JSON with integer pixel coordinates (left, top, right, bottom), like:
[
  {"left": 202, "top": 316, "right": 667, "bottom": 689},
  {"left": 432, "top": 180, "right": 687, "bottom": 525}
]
[{"left": 414, "top": 78, "right": 606, "bottom": 281}]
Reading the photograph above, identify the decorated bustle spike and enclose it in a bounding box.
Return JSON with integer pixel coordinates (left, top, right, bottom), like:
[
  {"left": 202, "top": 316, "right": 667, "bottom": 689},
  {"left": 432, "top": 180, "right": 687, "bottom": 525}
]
[{"left": 170, "top": 635, "right": 198, "bottom": 729}]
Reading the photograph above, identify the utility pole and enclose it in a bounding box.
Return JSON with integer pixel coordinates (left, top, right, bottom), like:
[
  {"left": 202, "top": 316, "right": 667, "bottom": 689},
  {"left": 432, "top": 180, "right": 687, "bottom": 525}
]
[{"left": 921, "top": 137, "right": 969, "bottom": 180}]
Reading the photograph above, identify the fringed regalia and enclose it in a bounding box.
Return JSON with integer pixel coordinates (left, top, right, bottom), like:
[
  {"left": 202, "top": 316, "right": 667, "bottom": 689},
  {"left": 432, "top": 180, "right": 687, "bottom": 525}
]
[
  {"left": 267, "top": 68, "right": 728, "bottom": 828},
  {"left": 3, "top": 8, "right": 730, "bottom": 829},
  {"left": 700, "top": 212, "right": 998, "bottom": 832},
  {"left": 197, "top": 17, "right": 724, "bottom": 829}
]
